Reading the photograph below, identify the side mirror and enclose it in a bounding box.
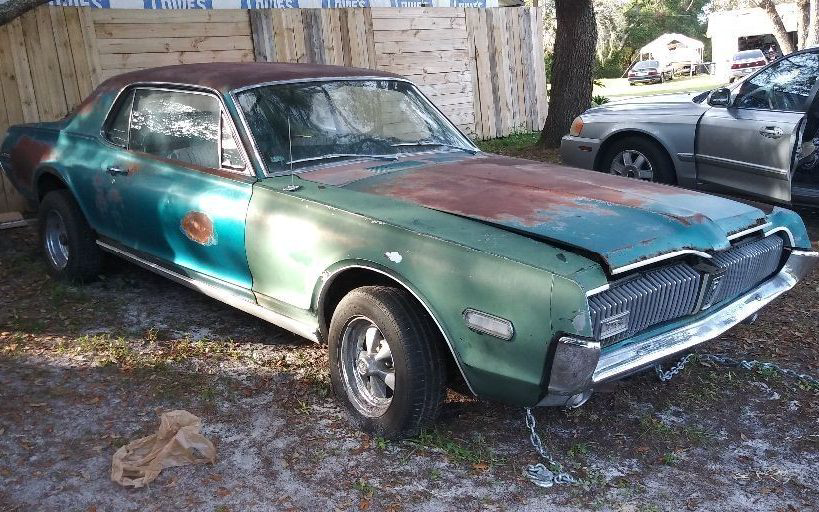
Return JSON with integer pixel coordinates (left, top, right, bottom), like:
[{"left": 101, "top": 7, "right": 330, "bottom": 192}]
[{"left": 708, "top": 88, "right": 732, "bottom": 107}]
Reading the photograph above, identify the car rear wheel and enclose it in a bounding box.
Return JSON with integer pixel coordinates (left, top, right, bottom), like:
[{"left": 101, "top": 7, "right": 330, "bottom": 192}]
[
  {"left": 328, "top": 286, "right": 446, "bottom": 439},
  {"left": 38, "top": 190, "right": 101, "bottom": 282},
  {"left": 601, "top": 136, "right": 676, "bottom": 185}
]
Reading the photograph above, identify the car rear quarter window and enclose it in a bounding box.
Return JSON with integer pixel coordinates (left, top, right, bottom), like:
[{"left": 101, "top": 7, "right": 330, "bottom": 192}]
[
  {"left": 104, "top": 89, "right": 135, "bottom": 148},
  {"left": 129, "top": 89, "right": 221, "bottom": 169}
]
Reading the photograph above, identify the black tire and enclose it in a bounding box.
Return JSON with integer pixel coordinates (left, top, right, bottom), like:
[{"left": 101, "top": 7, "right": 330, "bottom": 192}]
[
  {"left": 599, "top": 136, "right": 677, "bottom": 184},
  {"left": 328, "top": 286, "right": 446, "bottom": 439},
  {"left": 38, "top": 190, "right": 101, "bottom": 282}
]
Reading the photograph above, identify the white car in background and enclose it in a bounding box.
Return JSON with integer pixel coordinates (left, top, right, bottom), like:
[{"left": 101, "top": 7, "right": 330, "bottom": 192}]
[{"left": 729, "top": 49, "right": 768, "bottom": 83}]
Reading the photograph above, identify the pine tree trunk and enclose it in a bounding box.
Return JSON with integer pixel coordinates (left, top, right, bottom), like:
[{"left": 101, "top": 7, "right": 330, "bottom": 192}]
[
  {"left": 539, "top": 0, "right": 597, "bottom": 148},
  {"left": 759, "top": 0, "right": 795, "bottom": 55},
  {"left": 798, "top": 0, "right": 810, "bottom": 50},
  {"left": 0, "top": 0, "right": 51, "bottom": 27}
]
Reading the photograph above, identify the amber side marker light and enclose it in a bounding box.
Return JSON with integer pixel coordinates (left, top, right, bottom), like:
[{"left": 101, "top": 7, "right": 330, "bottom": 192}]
[
  {"left": 463, "top": 309, "right": 514, "bottom": 341},
  {"left": 569, "top": 116, "right": 584, "bottom": 137}
]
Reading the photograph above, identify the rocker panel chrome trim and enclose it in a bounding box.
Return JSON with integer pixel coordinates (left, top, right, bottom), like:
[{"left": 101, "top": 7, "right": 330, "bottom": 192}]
[{"left": 97, "top": 241, "right": 320, "bottom": 342}]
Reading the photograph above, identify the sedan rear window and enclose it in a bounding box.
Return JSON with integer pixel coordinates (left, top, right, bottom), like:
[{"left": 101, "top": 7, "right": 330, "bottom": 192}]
[
  {"left": 633, "top": 60, "right": 659, "bottom": 70},
  {"left": 733, "top": 50, "right": 765, "bottom": 61}
]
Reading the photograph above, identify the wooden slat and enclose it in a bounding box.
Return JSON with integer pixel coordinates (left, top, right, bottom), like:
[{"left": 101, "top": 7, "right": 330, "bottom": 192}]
[
  {"left": 372, "top": 28, "right": 467, "bottom": 43},
  {"left": 92, "top": 9, "right": 249, "bottom": 24},
  {"left": 95, "top": 22, "right": 252, "bottom": 39},
  {"left": 6, "top": 18, "right": 37, "bottom": 123},
  {"left": 375, "top": 39, "right": 467, "bottom": 54},
  {"left": 464, "top": 8, "right": 483, "bottom": 138},
  {"left": 370, "top": 7, "right": 464, "bottom": 18},
  {"left": 98, "top": 35, "right": 254, "bottom": 54},
  {"left": 100, "top": 50, "right": 254, "bottom": 70},
  {"left": 376, "top": 49, "right": 468, "bottom": 67},
  {"left": 36, "top": 6, "right": 69, "bottom": 118},
  {"left": 372, "top": 17, "right": 466, "bottom": 31},
  {"left": 533, "top": 7, "right": 549, "bottom": 127},
  {"left": 473, "top": 9, "right": 494, "bottom": 138},
  {"left": 78, "top": 8, "right": 103, "bottom": 88},
  {"left": 51, "top": 7, "right": 81, "bottom": 110},
  {"left": 63, "top": 8, "right": 93, "bottom": 98},
  {"left": 250, "top": 9, "right": 275, "bottom": 62},
  {"left": 0, "top": 24, "right": 25, "bottom": 128}
]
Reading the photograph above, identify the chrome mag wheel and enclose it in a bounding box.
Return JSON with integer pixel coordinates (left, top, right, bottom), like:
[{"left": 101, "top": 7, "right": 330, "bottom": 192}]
[
  {"left": 340, "top": 316, "right": 396, "bottom": 418},
  {"left": 45, "top": 209, "right": 70, "bottom": 270},
  {"left": 609, "top": 149, "right": 654, "bottom": 181}
]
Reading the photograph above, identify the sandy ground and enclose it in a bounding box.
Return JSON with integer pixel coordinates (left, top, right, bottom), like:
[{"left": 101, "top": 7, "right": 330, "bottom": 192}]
[{"left": 1, "top": 206, "right": 818, "bottom": 511}]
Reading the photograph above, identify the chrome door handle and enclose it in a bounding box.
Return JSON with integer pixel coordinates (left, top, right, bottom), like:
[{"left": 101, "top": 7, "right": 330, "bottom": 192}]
[
  {"left": 759, "top": 126, "right": 783, "bottom": 139},
  {"left": 106, "top": 166, "right": 129, "bottom": 176}
]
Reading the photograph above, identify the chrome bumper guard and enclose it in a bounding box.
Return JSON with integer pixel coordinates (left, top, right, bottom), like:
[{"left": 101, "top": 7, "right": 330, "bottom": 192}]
[{"left": 539, "top": 249, "right": 818, "bottom": 407}]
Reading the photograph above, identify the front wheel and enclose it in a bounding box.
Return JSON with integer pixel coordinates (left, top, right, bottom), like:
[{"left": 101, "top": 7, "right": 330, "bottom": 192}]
[
  {"left": 328, "top": 286, "right": 446, "bottom": 439},
  {"left": 600, "top": 137, "right": 676, "bottom": 184},
  {"left": 38, "top": 190, "right": 101, "bottom": 282}
]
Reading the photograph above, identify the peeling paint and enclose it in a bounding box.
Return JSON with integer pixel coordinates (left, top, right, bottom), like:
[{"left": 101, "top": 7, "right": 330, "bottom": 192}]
[
  {"left": 385, "top": 251, "right": 403, "bottom": 263},
  {"left": 181, "top": 211, "right": 217, "bottom": 246}
]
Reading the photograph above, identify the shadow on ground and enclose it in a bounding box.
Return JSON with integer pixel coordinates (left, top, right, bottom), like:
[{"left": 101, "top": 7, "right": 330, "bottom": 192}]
[{"left": 1, "top": 208, "right": 817, "bottom": 511}]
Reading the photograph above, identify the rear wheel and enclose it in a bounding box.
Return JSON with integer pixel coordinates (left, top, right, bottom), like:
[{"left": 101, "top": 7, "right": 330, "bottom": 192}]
[
  {"left": 600, "top": 136, "right": 676, "bottom": 184},
  {"left": 38, "top": 190, "right": 101, "bottom": 282},
  {"left": 328, "top": 286, "right": 446, "bottom": 439}
]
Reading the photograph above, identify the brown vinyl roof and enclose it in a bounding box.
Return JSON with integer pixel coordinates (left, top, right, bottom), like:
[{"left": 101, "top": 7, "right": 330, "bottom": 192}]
[{"left": 98, "top": 62, "right": 404, "bottom": 93}]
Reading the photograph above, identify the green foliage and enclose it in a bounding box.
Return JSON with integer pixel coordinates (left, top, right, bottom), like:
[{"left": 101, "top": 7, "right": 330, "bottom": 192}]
[
  {"left": 544, "top": 52, "right": 553, "bottom": 84},
  {"left": 593, "top": 0, "right": 712, "bottom": 79},
  {"left": 592, "top": 94, "right": 611, "bottom": 106}
]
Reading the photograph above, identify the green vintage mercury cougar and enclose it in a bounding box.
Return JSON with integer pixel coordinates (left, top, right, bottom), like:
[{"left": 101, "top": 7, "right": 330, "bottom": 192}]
[{"left": 1, "top": 63, "right": 816, "bottom": 438}]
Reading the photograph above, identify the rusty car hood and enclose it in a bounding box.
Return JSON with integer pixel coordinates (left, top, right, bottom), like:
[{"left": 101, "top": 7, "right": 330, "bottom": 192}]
[{"left": 298, "top": 154, "right": 770, "bottom": 272}]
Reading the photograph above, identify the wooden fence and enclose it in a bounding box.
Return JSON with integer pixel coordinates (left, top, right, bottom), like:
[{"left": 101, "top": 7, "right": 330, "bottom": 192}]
[{"left": 0, "top": 5, "right": 547, "bottom": 214}]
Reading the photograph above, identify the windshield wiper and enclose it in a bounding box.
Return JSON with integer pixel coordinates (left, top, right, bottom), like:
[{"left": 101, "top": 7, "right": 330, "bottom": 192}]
[
  {"left": 390, "top": 142, "right": 478, "bottom": 155},
  {"left": 285, "top": 153, "right": 399, "bottom": 165}
]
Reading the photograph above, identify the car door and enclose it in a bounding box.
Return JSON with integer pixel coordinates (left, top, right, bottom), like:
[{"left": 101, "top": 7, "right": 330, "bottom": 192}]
[
  {"left": 695, "top": 50, "right": 819, "bottom": 202},
  {"left": 96, "top": 86, "right": 256, "bottom": 291}
]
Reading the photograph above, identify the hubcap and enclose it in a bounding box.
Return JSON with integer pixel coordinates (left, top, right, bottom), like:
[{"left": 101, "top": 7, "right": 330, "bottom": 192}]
[
  {"left": 609, "top": 149, "right": 654, "bottom": 181},
  {"left": 340, "top": 316, "right": 395, "bottom": 418},
  {"left": 44, "top": 210, "right": 69, "bottom": 270}
]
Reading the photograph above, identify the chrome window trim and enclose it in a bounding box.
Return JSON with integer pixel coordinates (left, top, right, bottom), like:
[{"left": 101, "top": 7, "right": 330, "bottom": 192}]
[
  {"left": 316, "top": 263, "right": 477, "bottom": 396},
  {"left": 98, "top": 82, "right": 253, "bottom": 177},
  {"left": 229, "top": 76, "right": 478, "bottom": 177},
  {"left": 610, "top": 249, "right": 712, "bottom": 275},
  {"left": 585, "top": 283, "right": 610, "bottom": 297}
]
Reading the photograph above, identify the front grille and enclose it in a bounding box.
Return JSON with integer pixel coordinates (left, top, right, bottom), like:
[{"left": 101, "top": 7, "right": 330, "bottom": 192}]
[
  {"left": 708, "top": 235, "right": 784, "bottom": 306},
  {"left": 589, "top": 263, "right": 700, "bottom": 345},
  {"left": 589, "top": 235, "right": 785, "bottom": 347}
]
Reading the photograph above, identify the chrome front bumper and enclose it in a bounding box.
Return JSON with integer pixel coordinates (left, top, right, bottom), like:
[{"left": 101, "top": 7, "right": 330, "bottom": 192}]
[{"left": 539, "top": 249, "right": 818, "bottom": 406}]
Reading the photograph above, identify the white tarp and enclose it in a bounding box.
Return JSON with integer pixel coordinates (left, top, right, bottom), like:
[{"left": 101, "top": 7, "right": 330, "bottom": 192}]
[{"left": 639, "top": 33, "right": 704, "bottom": 65}]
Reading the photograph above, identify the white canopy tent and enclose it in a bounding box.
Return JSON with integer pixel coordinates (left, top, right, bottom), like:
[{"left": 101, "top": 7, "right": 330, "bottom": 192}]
[{"left": 639, "top": 33, "right": 705, "bottom": 66}]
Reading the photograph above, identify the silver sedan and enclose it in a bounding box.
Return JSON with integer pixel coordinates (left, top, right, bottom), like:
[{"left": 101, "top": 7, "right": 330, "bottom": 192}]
[{"left": 560, "top": 47, "right": 819, "bottom": 205}]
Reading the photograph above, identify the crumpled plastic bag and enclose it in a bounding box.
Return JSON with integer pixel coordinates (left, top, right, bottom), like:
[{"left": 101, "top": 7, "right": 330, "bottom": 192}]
[{"left": 111, "top": 410, "right": 216, "bottom": 488}]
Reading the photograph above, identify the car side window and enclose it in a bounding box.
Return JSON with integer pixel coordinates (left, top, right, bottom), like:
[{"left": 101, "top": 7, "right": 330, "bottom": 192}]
[
  {"left": 220, "top": 113, "right": 244, "bottom": 169},
  {"left": 104, "top": 90, "right": 135, "bottom": 148},
  {"left": 735, "top": 51, "right": 819, "bottom": 112},
  {"left": 129, "top": 89, "right": 222, "bottom": 169}
]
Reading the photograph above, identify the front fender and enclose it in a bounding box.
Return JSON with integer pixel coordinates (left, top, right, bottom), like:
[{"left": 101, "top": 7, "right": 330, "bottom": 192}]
[{"left": 246, "top": 180, "right": 578, "bottom": 406}]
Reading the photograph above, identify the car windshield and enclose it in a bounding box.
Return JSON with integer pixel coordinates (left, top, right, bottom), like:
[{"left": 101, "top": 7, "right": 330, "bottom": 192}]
[
  {"left": 633, "top": 60, "right": 659, "bottom": 70},
  {"left": 236, "top": 79, "right": 474, "bottom": 174},
  {"left": 734, "top": 50, "right": 765, "bottom": 61}
]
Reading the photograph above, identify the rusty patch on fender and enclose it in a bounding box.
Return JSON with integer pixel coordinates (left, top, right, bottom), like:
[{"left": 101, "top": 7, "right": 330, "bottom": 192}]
[
  {"left": 9, "top": 136, "right": 54, "bottom": 186},
  {"left": 181, "top": 212, "right": 217, "bottom": 246}
]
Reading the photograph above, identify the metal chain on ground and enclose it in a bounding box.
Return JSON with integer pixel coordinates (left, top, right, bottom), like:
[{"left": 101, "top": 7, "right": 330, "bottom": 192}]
[
  {"left": 654, "top": 353, "right": 694, "bottom": 382},
  {"left": 522, "top": 408, "right": 577, "bottom": 488},
  {"left": 655, "top": 353, "right": 819, "bottom": 388}
]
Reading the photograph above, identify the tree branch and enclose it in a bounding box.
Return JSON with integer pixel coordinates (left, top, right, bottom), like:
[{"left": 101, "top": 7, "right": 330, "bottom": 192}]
[
  {"left": 757, "top": 0, "right": 795, "bottom": 54},
  {"left": 0, "top": 0, "right": 52, "bottom": 27}
]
